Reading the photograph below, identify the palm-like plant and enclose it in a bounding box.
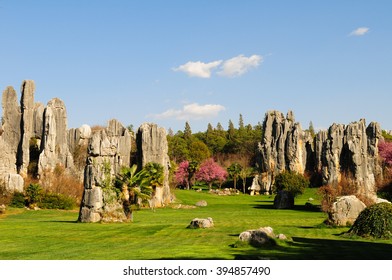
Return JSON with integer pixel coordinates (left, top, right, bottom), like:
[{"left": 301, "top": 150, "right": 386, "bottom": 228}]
[
  {"left": 227, "top": 162, "right": 243, "bottom": 190},
  {"left": 115, "top": 163, "right": 164, "bottom": 221}
]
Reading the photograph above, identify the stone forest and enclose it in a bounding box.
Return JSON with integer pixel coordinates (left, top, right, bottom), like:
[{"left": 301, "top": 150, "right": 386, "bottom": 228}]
[{"left": 1, "top": 80, "right": 392, "bottom": 258}]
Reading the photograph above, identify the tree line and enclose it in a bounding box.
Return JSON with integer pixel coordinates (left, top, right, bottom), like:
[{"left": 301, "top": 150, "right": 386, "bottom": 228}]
[{"left": 167, "top": 114, "right": 263, "bottom": 190}]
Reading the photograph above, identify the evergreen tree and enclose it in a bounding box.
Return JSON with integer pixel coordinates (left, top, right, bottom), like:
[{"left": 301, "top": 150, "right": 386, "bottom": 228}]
[
  {"left": 228, "top": 120, "right": 236, "bottom": 140},
  {"left": 239, "top": 114, "right": 244, "bottom": 130},
  {"left": 184, "top": 121, "right": 192, "bottom": 139},
  {"left": 216, "top": 122, "right": 224, "bottom": 131},
  {"left": 207, "top": 123, "right": 214, "bottom": 133}
]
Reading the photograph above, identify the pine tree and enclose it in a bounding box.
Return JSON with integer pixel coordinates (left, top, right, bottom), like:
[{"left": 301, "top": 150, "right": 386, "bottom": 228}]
[
  {"left": 239, "top": 114, "right": 244, "bottom": 130},
  {"left": 207, "top": 123, "right": 213, "bottom": 134},
  {"left": 216, "top": 122, "right": 224, "bottom": 131},
  {"left": 184, "top": 121, "right": 192, "bottom": 139},
  {"left": 228, "top": 120, "right": 235, "bottom": 140}
]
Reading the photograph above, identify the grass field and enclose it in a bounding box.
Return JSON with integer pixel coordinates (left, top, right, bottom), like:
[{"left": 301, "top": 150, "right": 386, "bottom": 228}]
[{"left": 1, "top": 188, "right": 392, "bottom": 260}]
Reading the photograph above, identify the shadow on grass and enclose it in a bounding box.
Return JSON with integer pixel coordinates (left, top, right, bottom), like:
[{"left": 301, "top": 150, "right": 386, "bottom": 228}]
[
  {"left": 252, "top": 204, "right": 321, "bottom": 212},
  {"left": 233, "top": 237, "right": 392, "bottom": 260},
  {"left": 159, "top": 257, "right": 227, "bottom": 260},
  {"left": 41, "top": 220, "right": 78, "bottom": 223},
  {"left": 252, "top": 204, "right": 275, "bottom": 210}
]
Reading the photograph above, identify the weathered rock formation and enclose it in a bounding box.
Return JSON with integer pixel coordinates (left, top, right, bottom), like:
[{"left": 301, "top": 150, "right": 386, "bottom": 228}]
[
  {"left": 38, "top": 98, "right": 74, "bottom": 175},
  {"left": 249, "top": 175, "right": 261, "bottom": 195},
  {"left": 39, "top": 98, "right": 74, "bottom": 174},
  {"left": 259, "top": 110, "right": 382, "bottom": 200},
  {"left": 137, "top": 123, "right": 172, "bottom": 208},
  {"left": 78, "top": 121, "right": 172, "bottom": 222},
  {"left": 1, "top": 86, "right": 22, "bottom": 175},
  {"left": 1, "top": 80, "right": 77, "bottom": 193},
  {"left": 2, "top": 173, "right": 24, "bottom": 193},
  {"left": 78, "top": 119, "right": 132, "bottom": 223},
  {"left": 259, "top": 111, "right": 307, "bottom": 193},
  {"left": 19, "top": 80, "right": 36, "bottom": 175},
  {"left": 317, "top": 119, "right": 382, "bottom": 199}
]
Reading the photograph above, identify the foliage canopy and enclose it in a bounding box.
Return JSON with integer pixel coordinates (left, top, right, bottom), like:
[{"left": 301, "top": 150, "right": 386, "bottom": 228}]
[
  {"left": 349, "top": 202, "right": 392, "bottom": 239},
  {"left": 273, "top": 171, "right": 309, "bottom": 198}
]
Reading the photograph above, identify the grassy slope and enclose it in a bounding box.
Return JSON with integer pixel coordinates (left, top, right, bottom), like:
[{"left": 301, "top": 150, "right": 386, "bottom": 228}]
[{"left": 0, "top": 188, "right": 391, "bottom": 260}]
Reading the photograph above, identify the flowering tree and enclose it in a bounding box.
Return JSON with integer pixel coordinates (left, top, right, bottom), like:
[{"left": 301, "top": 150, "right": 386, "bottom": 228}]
[
  {"left": 195, "top": 158, "right": 228, "bottom": 190},
  {"left": 174, "top": 161, "right": 199, "bottom": 190},
  {"left": 379, "top": 141, "right": 392, "bottom": 166},
  {"left": 175, "top": 161, "right": 190, "bottom": 189}
]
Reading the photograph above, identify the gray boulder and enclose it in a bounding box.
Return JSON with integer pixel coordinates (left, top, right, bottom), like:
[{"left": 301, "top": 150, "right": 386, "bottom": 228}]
[
  {"left": 330, "top": 195, "right": 366, "bottom": 226},
  {"left": 239, "top": 227, "right": 276, "bottom": 247},
  {"left": 273, "top": 190, "right": 294, "bottom": 209},
  {"left": 187, "top": 217, "right": 214, "bottom": 229},
  {"left": 195, "top": 200, "right": 208, "bottom": 207}
]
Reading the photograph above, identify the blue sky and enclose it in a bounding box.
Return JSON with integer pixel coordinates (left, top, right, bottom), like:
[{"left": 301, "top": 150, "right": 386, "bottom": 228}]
[{"left": 1, "top": 0, "right": 391, "bottom": 133}]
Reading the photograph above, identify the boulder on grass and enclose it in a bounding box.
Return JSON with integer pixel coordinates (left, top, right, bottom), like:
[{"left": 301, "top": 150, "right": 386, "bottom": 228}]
[
  {"left": 274, "top": 190, "right": 294, "bottom": 209},
  {"left": 330, "top": 195, "right": 366, "bottom": 226},
  {"left": 187, "top": 217, "right": 214, "bottom": 229},
  {"left": 195, "top": 200, "right": 208, "bottom": 207},
  {"left": 239, "top": 227, "right": 276, "bottom": 247}
]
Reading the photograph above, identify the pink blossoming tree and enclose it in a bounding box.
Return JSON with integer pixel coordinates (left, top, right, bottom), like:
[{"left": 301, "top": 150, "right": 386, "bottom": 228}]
[
  {"left": 379, "top": 141, "right": 392, "bottom": 173},
  {"left": 195, "top": 158, "right": 228, "bottom": 190}
]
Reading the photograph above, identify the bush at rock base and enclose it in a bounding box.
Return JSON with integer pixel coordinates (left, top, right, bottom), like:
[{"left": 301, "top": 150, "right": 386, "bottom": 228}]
[
  {"left": 349, "top": 202, "right": 392, "bottom": 238},
  {"left": 8, "top": 184, "right": 77, "bottom": 210},
  {"left": 9, "top": 192, "right": 26, "bottom": 208},
  {"left": 273, "top": 171, "right": 309, "bottom": 198},
  {"left": 38, "top": 193, "right": 76, "bottom": 210}
]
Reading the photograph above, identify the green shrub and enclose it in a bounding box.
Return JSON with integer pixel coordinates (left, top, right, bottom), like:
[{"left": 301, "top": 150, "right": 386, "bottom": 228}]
[
  {"left": 349, "top": 202, "right": 392, "bottom": 238},
  {"left": 38, "top": 193, "right": 76, "bottom": 210},
  {"left": 25, "top": 183, "right": 43, "bottom": 206},
  {"left": 9, "top": 192, "right": 26, "bottom": 208},
  {"left": 273, "top": 171, "right": 309, "bottom": 198}
]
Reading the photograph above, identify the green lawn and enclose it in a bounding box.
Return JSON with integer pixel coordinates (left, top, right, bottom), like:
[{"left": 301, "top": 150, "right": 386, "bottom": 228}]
[{"left": 1, "top": 188, "right": 391, "bottom": 260}]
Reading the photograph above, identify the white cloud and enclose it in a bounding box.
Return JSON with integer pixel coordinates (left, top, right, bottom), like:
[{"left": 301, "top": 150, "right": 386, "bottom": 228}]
[
  {"left": 218, "top": 54, "right": 263, "bottom": 77},
  {"left": 173, "top": 60, "right": 222, "bottom": 78},
  {"left": 173, "top": 54, "right": 263, "bottom": 78},
  {"left": 152, "top": 103, "right": 226, "bottom": 120},
  {"left": 349, "top": 27, "right": 370, "bottom": 36}
]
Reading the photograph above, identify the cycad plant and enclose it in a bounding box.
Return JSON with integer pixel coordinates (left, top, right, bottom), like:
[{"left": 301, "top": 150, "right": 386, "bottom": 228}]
[{"left": 115, "top": 163, "right": 164, "bottom": 221}]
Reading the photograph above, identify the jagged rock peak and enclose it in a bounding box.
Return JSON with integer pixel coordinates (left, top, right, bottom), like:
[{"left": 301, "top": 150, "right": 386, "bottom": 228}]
[
  {"left": 20, "top": 80, "right": 35, "bottom": 100},
  {"left": 259, "top": 110, "right": 307, "bottom": 192},
  {"left": 1, "top": 86, "right": 21, "bottom": 152}
]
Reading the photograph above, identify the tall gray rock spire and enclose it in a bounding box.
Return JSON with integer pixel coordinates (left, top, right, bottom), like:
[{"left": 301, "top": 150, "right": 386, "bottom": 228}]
[{"left": 19, "top": 80, "right": 35, "bottom": 175}]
